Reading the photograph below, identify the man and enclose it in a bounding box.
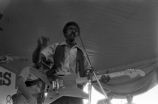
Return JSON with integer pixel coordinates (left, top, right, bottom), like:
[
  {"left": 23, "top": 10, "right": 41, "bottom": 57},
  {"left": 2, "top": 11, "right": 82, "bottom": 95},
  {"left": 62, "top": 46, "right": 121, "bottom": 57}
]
[
  {"left": 40, "top": 21, "right": 90, "bottom": 104},
  {"left": 13, "top": 36, "right": 51, "bottom": 104}
]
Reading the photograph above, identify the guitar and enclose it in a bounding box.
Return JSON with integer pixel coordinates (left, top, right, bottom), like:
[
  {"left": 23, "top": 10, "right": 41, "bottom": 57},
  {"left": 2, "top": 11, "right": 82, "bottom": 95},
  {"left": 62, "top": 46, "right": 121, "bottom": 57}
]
[
  {"left": 44, "top": 68, "right": 145, "bottom": 104},
  {"left": 44, "top": 74, "right": 89, "bottom": 104},
  {"left": 76, "top": 68, "right": 146, "bottom": 84}
]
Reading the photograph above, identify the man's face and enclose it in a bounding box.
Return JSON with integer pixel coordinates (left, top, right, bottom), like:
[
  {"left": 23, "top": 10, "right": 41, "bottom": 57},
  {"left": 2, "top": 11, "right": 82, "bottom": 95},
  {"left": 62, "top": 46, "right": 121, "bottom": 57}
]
[{"left": 65, "top": 25, "right": 79, "bottom": 42}]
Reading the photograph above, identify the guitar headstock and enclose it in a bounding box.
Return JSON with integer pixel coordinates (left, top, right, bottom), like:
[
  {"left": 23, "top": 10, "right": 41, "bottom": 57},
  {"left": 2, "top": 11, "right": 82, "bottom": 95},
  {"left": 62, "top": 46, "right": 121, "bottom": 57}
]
[{"left": 124, "top": 68, "right": 146, "bottom": 78}]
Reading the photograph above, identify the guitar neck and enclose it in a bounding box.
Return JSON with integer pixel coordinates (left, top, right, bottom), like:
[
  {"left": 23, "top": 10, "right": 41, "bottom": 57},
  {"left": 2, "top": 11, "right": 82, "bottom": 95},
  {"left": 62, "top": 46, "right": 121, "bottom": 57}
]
[
  {"left": 92, "top": 71, "right": 124, "bottom": 81},
  {"left": 104, "top": 71, "right": 125, "bottom": 78},
  {"left": 77, "top": 71, "right": 125, "bottom": 84}
]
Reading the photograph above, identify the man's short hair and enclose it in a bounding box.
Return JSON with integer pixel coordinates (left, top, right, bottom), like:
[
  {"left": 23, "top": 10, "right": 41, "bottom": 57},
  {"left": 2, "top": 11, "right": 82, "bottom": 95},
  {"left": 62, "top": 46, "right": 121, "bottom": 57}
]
[{"left": 63, "top": 21, "right": 80, "bottom": 35}]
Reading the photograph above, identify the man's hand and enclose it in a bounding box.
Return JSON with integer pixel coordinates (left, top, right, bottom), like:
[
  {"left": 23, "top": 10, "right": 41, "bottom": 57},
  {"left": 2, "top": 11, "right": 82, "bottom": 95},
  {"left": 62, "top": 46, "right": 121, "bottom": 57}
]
[
  {"left": 99, "top": 70, "right": 110, "bottom": 84},
  {"left": 100, "top": 75, "right": 110, "bottom": 84},
  {"left": 86, "top": 68, "right": 95, "bottom": 80}
]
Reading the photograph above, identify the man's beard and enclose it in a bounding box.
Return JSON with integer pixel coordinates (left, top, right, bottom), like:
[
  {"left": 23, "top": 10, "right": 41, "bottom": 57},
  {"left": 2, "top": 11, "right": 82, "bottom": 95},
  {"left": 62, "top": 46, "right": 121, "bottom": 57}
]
[
  {"left": 69, "top": 38, "right": 74, "bottom": 42},
  {"left": 66, "top": 38, "right": 75, "bottom": 45}
]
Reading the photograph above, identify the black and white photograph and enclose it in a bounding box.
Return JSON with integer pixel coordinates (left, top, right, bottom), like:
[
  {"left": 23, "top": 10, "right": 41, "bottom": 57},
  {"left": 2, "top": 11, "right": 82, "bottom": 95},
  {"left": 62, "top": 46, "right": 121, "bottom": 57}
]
[{"left": 0, "top": 0, "right": 158, "bottom": 104}]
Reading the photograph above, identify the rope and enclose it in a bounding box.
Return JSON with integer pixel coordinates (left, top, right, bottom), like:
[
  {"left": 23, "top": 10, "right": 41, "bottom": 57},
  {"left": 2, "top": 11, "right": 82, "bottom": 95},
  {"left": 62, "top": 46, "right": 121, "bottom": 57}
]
[{"left": 6, "top": 95, "right": 13, "bottom": 104}]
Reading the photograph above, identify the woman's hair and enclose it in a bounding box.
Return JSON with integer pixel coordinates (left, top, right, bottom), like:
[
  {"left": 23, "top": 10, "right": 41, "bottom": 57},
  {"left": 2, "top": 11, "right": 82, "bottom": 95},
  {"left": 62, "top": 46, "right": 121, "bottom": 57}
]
[
  {"left": 32, "top": 45, "right": 41, "bottom": 68},
  {"left": 32, "top": 36, "right": 49, "bottom": 68}
]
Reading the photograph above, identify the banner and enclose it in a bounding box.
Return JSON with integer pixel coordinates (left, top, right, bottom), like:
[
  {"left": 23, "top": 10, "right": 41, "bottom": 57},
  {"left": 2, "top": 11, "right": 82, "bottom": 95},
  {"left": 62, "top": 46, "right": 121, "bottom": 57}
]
[{"left": 0, "top": 66, "right": 16, "bottom": 104}]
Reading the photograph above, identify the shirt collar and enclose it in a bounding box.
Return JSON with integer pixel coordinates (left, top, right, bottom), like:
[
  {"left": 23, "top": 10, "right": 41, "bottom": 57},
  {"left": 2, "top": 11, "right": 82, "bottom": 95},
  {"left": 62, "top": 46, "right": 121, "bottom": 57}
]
[{"left": 60, "top": 41, "right": 79, "bottom": 48}]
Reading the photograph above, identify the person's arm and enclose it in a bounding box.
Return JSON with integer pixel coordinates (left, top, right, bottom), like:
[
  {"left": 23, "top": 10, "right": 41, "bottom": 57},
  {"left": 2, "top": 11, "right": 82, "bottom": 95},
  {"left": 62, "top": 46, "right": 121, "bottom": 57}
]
[
  {"left": 17, "top": 67, "right": 38, "bottom": 104},
  {"left": 40, "top": 44, "right": 58, "bottom": 68},
  {"left": 17, "top": 76, "right": 37, "bottom": 104},
  {"left": 32, "top": 44, "right": 42, "bottom": 67},
  {"left": 83, "top": 51, "right": 110, "bottom": 83},
  {"left": 82, "top": 50, "right": 91, "bottom": 76},
  {"left": 17, "top": 67, "right": 33, "bottom": 100},
  {"left": 17, "top": 76, "right": 33, "bottom": 99},
  {"left": 40, "top": 43, "right": 59, "bottom": 81}
]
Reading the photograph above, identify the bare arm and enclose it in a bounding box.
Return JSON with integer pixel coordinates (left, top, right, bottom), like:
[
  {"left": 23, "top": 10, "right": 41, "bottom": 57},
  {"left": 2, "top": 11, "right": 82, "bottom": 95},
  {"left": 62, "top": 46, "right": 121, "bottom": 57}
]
[
  {"left": 17, "top": 76, "right": 33, "bottom": 100},
  {"left": 40, "top": 44, "right": 58, "bottom": 69}
]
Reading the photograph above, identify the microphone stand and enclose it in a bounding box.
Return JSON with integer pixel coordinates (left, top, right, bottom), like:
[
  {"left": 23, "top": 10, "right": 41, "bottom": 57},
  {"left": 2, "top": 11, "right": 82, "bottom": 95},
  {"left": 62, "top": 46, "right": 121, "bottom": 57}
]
[{"left": 78, "top": 35, "right": 108, "bottom": 104}]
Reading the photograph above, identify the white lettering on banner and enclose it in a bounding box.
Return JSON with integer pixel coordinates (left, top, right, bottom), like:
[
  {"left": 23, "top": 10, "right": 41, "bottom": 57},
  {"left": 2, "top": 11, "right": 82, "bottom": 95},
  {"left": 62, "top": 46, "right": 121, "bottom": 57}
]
[{"left": 0, "top": 66, "right": 17, "bottom": 104}]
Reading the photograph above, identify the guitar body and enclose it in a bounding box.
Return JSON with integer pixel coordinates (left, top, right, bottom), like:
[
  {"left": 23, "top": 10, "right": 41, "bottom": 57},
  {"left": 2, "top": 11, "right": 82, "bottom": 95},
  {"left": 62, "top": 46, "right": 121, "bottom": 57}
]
[{"left": 44, "top": 75, "right": 88, "bottom": 104}]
